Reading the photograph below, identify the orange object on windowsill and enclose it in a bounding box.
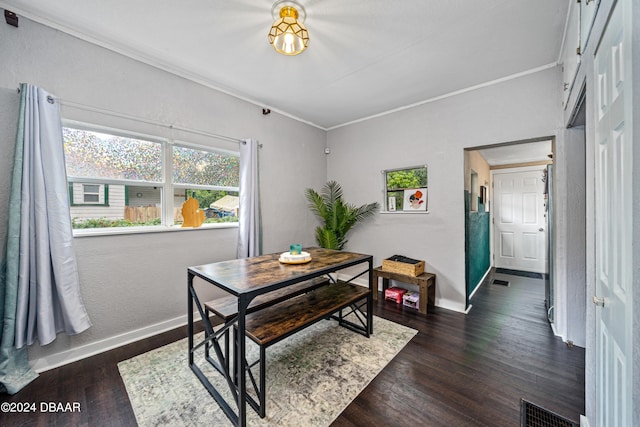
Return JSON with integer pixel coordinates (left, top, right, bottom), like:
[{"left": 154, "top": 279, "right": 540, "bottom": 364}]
[{"left": 181, "top": 197, "right": 205, "bottom": 227}]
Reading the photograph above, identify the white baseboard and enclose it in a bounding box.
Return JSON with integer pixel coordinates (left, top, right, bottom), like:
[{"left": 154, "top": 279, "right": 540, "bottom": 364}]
[
  {"left": 468, "top": 267, "right": 491, "bottom": 301},
  {"left": 30, "top": 313, "right": 193, "bottom": 373}
]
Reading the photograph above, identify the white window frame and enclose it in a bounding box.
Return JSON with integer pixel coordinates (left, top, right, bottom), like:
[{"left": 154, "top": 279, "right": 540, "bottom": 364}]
[{"left": 63, "top": 121, "right": 240, "bottom": 235}]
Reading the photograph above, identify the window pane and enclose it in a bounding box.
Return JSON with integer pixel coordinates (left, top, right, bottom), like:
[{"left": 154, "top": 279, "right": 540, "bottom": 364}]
[
  {"left": 173, "top": 146, "right": 239, "bottom": 187},
  {"left": 83, "top": 184, "right": 99, "bottom": 193},
  {"left": 386, "top": 167, "right": 428, "bottom": 190},
  {"left": 174, "top": 189, "right": 239, "bottom": 225},
  {"left": 83, "top": 194, "right": 99, "bottom": 203},
  {"left": 63, "top": 128, "right": 162, "bottom": 182},
  {"left": 384, "top": 166, "right": 428, "bottom": 212}
]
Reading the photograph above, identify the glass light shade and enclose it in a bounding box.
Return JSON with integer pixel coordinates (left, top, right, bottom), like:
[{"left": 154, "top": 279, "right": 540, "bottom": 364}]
[{"left": 268, "top": 6, "right": 309, "bottom": 56}]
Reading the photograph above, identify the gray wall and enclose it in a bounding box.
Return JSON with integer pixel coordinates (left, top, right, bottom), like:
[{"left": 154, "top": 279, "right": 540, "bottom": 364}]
[
  {"left": 554, "top": 126, "right": 586, "bottom": 348},
  {"left": 0, "top": 16, "right": 326, "bottom": 369},
  {"left": 326, "top": 68, "right": 564, "bottom": 312}
]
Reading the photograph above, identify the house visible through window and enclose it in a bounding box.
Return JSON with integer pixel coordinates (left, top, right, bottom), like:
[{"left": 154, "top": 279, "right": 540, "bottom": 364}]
[
  {"left": 62, "top": 125, "right": 240, "bottom": 230},
  {"left": 83, "top": 184, "right": 100, "bottom": 203}
]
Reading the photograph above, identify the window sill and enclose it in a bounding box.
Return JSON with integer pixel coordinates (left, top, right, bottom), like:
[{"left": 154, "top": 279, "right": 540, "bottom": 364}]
[
  {"left": 380, "top": 210, "right": 430, "bottom": 215},
  {"left": 72, "top": 222, "right": 238, "bottom": 238}
]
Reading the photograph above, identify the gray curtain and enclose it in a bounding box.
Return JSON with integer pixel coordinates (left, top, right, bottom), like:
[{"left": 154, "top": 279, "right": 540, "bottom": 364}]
[
  {"left": 0, "top": 84, "right": 92, "bottom": 394},
  {"left": 0, "top": 86, "right": 38, "bottom": 394},
  {"left": 236, "top": 138, "right": 262, "bottom": 258}
]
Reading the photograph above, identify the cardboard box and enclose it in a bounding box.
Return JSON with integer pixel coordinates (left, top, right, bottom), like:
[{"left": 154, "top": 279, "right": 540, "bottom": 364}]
[
  {"left": 382, "top": 255, "right": 425, "bottom": 277},
  {"left": 403, "top": 291, "right": 420, "bottom": 310},
  {"left": 384, "top": 287, "right": 407, "bottom": 304}
]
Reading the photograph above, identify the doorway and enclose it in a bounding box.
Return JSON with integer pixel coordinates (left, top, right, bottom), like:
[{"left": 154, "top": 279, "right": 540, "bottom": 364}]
[
  {"left": 464, "top": 138, "right": 553, "bottom": 310},
  {"left": 492, "top": 166, "right": 548, "bottom": 274}
]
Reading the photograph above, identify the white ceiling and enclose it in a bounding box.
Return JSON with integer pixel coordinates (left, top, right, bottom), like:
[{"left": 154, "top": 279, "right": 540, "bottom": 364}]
[
  {"left": 1, "top": 0, "right": 569, "bottom": 130},
  {"left": 477, "top": 140, "right": 552, "bottom": 166}
]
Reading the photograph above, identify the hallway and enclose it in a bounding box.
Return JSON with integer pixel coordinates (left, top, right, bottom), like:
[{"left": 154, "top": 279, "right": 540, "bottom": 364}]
[{"left": 335, "top": 270, "right": 585, "bottom": 426}]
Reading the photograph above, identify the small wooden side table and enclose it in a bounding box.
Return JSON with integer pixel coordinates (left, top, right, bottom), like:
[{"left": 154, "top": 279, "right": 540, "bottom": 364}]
[{"left": 372, "top": 266, "right": 436, "bottom": 315}]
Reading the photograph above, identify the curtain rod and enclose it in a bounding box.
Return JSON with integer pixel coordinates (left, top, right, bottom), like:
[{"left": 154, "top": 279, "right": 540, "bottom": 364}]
[
  {"left": 60, "top": 99, "right": 244, "bottom": 144},
  {"left": 16, "top": 87, "right": 247, "bottom": 145},
  {"left": 17, "top": 87, "right": 264, "bottom": 147}
]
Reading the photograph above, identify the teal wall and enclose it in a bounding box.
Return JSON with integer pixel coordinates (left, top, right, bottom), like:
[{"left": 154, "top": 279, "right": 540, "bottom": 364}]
[{"left": 464, "top": 191, "right": 491, "bottom": 307}]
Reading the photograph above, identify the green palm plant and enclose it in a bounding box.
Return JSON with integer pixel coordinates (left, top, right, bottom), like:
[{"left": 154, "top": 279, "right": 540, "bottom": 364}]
[{"left": 305, "top": 181, "right": 379, "bottom": 250}]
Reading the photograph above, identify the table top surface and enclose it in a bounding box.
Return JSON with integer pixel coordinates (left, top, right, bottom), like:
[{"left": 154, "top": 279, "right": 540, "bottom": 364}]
[{"left": 189, "top": 247, "right": 371, "bottom": 295}]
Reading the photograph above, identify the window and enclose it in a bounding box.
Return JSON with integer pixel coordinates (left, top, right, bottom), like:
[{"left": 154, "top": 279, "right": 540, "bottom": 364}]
[
  {"left": 83, "top": 184, "right": 100, "bottom": 203},
  {"left": 68, "top": 183, "right": 109, "bottom": 206},
  {"left": 172, "top": 144, "right": 240, "bottom": 225},
  {"left": 383, "top": 165, "right": 428, "bottom": 212},
  {"left": 62, "top": 125, "right": 240, "bottom": 230}
]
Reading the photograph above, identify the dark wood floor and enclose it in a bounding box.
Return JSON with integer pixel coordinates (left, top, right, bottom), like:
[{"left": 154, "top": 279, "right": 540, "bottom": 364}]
[{"left": 1, "top": 271, "right": 584, "bottom": 426}]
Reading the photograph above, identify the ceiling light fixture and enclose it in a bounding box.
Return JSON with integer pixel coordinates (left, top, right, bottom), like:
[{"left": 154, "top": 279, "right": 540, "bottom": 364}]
[{"left": 268, "top": 0, "right": 309, "bottom": 56}]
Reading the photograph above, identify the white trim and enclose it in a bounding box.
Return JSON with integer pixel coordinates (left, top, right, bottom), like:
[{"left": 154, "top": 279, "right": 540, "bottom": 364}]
[
  {"left": 0, "top": 4, "right": 560, "bottom": 132},
  {"left": 29, "top": 313, "right": 196, "bottom": 373},
  {"left": 0, "top": 3, "right": 325, "bottom": 131},
  {"left": 327, "top": 63, "right": 559, "bottom": 130},
  {"left": 490, "top": 164, "right": 547, "bottom": 176},
  {"left": 557, "top": 0, "right": 574, "bottom": 64},
  {"left": 468, "top": 267, "right": 491, "bottom": 300},
  {"left": 72, "top": 221, "right": 238, "bottom": 238}
]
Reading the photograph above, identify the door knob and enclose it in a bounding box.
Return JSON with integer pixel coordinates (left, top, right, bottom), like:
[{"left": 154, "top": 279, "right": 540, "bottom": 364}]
[
  {"left": 593, "top": 296, "right": 605, "bottom": 307},
  {"left": 539, "top": 227, "right": 544, "bottom": 231}
]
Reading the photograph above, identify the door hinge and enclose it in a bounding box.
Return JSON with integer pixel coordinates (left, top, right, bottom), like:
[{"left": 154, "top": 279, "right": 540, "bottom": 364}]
[
  {"left": 577, "top": 46, "right": 582, "bottom": 55},
  {"left": 593, "top": 295, "right": 605, "bottom": 307}
]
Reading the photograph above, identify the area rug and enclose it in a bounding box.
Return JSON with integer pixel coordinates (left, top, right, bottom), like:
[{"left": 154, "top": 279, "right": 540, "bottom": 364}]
[{"left": 118, "top": 315, "right": 417, "bottom": 426}]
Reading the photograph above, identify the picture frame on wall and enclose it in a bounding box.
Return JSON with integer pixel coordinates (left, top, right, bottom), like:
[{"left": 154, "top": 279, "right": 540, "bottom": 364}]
[
  {"left": 480, "top": 185, "right": 487, "bottom": 205},
  {"left": 402, "top": 188, "right": 427, "bottom": 211}
]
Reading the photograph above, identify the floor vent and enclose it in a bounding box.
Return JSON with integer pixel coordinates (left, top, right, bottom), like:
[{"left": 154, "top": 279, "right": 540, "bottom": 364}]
[
  {"left": 492, "top": 279, "right": 510, "bottom": 286},
  {"left": 496, "top": 268, "right": 544, "bottom": 279},
  {"left": 520, "top": 399, "right": 579, "bottom": 427}
]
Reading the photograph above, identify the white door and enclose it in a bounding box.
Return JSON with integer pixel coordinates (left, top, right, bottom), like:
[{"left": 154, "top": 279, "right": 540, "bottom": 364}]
[
  {"left": 594, "top": 0, "right": 633, "bottom": 425},
  {"left": 492, "top": 168, "right": 547, "bottom": 273}
]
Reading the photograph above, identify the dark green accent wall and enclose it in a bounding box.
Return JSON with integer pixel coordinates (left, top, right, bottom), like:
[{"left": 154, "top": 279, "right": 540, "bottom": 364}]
[{"left": 465, "top": 190, "right": 491, "bottom": 308}]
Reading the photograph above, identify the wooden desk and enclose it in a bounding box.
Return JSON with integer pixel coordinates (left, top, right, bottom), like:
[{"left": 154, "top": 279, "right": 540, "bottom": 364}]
[
  {"left": 187, "top": 247, "right": 373, "bottom": 427},
  {"left": 372, "top": 267, "right": 435, "bottom": 315}
]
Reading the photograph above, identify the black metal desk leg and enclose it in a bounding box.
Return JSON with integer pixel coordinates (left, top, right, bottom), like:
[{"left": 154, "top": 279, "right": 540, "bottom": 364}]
[
  {"left": 236, "top": 295, "right": 249, "bottom": 427},
  {"left": 188, "top": 273, "right": 194, "bottom": 364},
  {"left": 368, "top": 259, "right": 374, "bottom": 334}
]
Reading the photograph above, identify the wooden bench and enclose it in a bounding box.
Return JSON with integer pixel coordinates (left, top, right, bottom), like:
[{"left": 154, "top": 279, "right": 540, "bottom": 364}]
[
  {"left": 241, "top": 281, "right": 370, "bottom": 417},
  {"left": 201, "top": 276, "right": 331, "bottom": 378},
  {"left": 244, "top": 281, "right": 370, "bottom": 346}
]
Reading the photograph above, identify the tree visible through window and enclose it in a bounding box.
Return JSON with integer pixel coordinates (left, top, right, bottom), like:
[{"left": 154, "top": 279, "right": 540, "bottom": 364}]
[
  {"left": 62, "top": 126, "right": 240, "bottom": 229},
  {"left": 383, "top": 165, "right": 428, "bottom": 212}
]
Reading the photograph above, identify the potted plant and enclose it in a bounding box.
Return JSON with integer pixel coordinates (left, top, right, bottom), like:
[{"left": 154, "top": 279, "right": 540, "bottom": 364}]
[{"left": 305, "top": 181, "right": 379, "bottom": 250}]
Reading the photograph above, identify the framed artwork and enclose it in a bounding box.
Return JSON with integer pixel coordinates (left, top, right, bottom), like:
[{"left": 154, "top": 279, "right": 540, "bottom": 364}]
[
  {"left": 383, "top": 165, "right": 428, "bottom": 213},
  {"left": 402, "top": 188, "right": 427, "bottom": 211},
  {"left": 480, "top": 185, "right": 487, "bottom": 204}
]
